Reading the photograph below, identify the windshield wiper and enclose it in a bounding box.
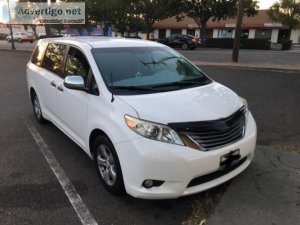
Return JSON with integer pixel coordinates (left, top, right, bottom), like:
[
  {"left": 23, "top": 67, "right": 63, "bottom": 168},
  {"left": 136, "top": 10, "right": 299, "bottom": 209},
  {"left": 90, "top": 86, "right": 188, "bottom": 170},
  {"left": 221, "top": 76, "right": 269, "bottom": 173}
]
[
  {"left": 112, "top": 86, "right": 158, "bottom": 92},
  {"left": 151, "top": 80, "right": 209, "bottom": 89},
  {"left": 141, "top": 56, "right": 180, "bottom": 65}
]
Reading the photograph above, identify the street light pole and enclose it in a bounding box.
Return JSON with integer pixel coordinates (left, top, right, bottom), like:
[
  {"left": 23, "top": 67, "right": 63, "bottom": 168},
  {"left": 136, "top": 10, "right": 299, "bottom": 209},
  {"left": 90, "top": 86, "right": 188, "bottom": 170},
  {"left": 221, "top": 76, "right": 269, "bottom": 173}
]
[
  {"left": 232, "top": 0, "right": 244, "bottom": 62},
  {"left": 7, "top": 0, "right": 16, "bottom": 50}
]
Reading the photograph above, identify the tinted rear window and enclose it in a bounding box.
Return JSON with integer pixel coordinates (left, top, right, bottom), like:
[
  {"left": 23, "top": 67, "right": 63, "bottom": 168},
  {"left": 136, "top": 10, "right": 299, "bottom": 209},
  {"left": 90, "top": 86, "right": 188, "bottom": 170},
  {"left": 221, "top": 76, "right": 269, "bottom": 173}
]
[
  {"left": 42, "top": 43, "right": 67, "bottom": 76},
  {"left": 31, "top": 42, "right": 47, "bottom": 66}
]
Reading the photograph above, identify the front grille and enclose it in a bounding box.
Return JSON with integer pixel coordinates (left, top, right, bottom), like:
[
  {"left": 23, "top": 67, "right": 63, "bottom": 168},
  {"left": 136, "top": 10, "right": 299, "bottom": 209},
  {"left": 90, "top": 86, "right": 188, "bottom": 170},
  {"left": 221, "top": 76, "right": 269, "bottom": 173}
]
[
  {"left": 168, "top": 107, "right": 246, "bottom": 150},
  {"left": 187, "top": 156, "right": 247, "bottom": 188}
]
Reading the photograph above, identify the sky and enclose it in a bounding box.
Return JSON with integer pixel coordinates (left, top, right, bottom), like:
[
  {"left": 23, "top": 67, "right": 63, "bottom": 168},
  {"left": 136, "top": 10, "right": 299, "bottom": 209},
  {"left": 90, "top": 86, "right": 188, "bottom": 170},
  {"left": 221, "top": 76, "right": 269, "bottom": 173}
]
[{"left": 258, "top": 0, "right": 277, "bottom": 9}]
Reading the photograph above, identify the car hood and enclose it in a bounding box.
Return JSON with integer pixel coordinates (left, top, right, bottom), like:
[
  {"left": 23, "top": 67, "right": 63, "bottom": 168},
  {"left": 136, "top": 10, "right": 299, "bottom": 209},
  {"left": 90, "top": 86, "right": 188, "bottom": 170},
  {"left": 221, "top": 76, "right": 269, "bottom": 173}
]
[{"left": 117, "top": 82, "right": 242, "bottom": 124}]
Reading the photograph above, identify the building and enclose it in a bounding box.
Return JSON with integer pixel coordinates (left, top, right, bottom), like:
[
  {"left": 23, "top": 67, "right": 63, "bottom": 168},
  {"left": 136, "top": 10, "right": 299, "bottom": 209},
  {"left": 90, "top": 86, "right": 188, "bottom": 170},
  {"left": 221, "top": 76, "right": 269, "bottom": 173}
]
[{"left": 152, "top": 10, "right": 300, "bottom": 44}]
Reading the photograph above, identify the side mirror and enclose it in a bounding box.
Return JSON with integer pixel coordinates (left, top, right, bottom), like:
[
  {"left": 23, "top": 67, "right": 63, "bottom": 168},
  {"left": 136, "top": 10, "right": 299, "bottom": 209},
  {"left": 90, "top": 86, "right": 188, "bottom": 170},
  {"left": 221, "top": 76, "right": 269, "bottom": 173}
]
[{"left": 64, "top": 76, "right": 86, "bottom": 91}]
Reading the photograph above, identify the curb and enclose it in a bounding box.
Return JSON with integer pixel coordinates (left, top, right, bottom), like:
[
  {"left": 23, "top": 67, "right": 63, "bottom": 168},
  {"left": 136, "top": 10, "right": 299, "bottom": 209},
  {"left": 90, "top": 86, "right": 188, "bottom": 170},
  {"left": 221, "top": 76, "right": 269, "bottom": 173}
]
[
  {"left": 193, "top": 61, "right": 300, "bottom": 73},
  {"left": 0, "top": 48, "right": 33, "bottom": 52}
]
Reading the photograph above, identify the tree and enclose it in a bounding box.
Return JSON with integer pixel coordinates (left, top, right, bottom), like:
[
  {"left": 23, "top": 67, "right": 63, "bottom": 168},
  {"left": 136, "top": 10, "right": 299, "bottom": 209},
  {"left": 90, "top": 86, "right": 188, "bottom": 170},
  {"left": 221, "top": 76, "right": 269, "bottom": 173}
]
[
  {"left": 132, "top": 0, "right": 184, "bottom": 39},
  {"left": 86, "top": 0, "right": 120, "bottom": 36},
  {"left": 183, "top": 0, "right": 259, "bottom": 45},
  {"left": 268, "top": 0, "right": 300, "bottom": 40},
  {"left": 112, "top": 0, "right": 146, "bottom": 37}
]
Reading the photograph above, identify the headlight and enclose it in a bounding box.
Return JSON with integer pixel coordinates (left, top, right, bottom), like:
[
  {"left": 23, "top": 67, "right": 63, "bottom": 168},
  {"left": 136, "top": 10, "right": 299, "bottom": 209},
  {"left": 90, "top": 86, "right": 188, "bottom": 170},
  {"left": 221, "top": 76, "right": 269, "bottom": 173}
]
[
  {"left": 240, "top": 97, "right": 248, "bottom": 111},
  {"left": 125, "top": 115, "right": 184, "bottom": 146}
]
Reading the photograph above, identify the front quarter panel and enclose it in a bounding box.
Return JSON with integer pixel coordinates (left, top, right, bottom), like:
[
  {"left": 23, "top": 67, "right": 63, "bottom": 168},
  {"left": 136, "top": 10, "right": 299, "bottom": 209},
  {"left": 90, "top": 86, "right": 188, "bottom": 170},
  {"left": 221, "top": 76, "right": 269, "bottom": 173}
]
[{"left": 86, "top": 94, "right": 140, "bottom": 157}]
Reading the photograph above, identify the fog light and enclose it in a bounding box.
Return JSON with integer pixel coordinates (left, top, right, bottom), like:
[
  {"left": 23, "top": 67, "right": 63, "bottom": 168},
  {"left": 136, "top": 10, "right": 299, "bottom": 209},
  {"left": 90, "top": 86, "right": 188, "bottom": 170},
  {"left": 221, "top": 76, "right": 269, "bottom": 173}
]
[
  {"left": 142, "top": 179, "right": 165, "bottom": 189},
  {"left": 143, "top": 180, "right": 154, "bottom": 188}
]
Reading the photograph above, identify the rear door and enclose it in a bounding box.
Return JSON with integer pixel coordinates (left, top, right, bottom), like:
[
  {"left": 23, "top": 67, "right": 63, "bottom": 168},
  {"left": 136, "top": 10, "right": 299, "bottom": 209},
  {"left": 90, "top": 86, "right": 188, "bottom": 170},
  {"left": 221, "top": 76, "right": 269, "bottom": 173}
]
[{"left": 40, "top": 42, "right": 67, "bottom": 122}]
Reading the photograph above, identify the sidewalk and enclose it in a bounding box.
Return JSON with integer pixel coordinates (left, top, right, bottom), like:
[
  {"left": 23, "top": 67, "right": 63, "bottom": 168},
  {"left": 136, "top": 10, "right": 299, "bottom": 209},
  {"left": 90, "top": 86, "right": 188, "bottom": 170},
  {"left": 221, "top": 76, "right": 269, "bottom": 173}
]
[
  {"left": 193, "top": 61, "right": 300, "bottom": 72},
  {"left": 208, "top": 146, "right": 300, "bottom": 225}
]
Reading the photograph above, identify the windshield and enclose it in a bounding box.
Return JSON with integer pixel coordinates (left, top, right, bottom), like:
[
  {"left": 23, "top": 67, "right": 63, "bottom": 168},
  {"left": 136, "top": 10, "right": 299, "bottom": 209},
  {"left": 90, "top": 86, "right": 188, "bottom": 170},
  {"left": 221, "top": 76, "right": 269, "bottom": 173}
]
[{"left": 92, "top": 46, "right": 211, "bottom": 95}]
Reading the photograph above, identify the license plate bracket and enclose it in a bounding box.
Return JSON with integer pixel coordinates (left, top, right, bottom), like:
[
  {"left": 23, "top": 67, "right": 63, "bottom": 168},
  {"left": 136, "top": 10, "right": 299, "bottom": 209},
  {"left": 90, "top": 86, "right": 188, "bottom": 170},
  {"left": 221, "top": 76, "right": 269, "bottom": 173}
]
[{"left": 220, "top": 149, "right": 241, "bottom": 170}]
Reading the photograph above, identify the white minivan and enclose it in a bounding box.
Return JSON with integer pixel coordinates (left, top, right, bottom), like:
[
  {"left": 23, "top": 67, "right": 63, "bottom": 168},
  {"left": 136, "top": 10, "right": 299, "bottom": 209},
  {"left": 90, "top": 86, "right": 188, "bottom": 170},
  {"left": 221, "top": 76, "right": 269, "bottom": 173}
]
[{"left": 27, "top": 37, "right": 257, "bottom": 199}]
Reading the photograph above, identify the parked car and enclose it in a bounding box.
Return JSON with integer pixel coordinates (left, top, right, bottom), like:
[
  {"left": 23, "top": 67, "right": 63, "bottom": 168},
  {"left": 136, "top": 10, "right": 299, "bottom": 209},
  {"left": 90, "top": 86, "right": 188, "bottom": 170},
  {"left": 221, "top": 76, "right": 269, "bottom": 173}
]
[
  {"left": 37, "top": 33, "right": 46, "bottom": 39},
  {"left": 157, "top": 34, "right": 199, "bottom": 50},
  {"left": 0, "top": 33, "right": 8, "bottom": 40},
  {"left": 27, "top": 37, "right": 257, "bottom": 199},
  {"left": 6, "top": 32, "right": 36, "bottom": 43}
]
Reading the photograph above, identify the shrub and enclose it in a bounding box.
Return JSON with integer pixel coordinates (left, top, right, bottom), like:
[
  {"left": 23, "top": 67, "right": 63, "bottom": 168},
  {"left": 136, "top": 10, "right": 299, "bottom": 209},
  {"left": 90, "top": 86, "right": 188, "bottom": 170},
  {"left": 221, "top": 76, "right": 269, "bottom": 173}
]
[
  {"left": 204, "top": 38, "right": 271, "bottom": 50},
  {"left": 281, "top": 39, "right": 292, "bottom": 50}
]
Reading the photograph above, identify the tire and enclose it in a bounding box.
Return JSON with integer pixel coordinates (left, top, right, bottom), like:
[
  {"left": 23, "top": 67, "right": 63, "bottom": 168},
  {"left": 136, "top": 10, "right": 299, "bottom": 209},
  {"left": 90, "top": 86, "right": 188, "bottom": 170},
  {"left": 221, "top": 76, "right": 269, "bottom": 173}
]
[
  {"left": 93, "top": 135, "right": 125, "bottom": 195},
  {"left": 30, "top": 41, "right": 33, "bottom": 43},
  {"left": 7, "top": 39, "right": 11, "bottom": 43},
  {"left": 181, "top": 43, "right": 188, "bottom": 50},
  {"left": 31, "top": 92, "right": 47, "bottom": 124},
  {"left": 18, "top": 38, "right": 22, "bottom": 43}
]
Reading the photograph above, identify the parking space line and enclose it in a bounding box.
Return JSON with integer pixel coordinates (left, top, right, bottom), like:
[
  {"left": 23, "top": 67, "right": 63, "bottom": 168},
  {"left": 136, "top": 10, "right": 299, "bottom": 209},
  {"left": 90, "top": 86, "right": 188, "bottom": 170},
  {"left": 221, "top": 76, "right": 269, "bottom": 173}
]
[{"left": 25, "top": 121, "right": 98, "bottom": 225}]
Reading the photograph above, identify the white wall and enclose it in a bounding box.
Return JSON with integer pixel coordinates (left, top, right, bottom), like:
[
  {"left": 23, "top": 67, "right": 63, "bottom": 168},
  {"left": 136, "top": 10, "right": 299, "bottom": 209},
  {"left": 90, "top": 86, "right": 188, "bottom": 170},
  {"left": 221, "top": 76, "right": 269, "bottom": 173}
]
[
  {"left": 248, "top": 29, "right": 255, "bottom": 39},
  {"left": 271, "top": 29, "right": 279, "bottom": 43},
  {"left": 213, "top": 29, "right": 218, "bottom": 38},
  {"left": 195, "top": 29, "right": 200, "bottom": 38},
  {"left": 290, "top": 28, "right": 300, "bottom": 43},
  {"left": 182, "top": 29, "right": 187, "bottom": 35},
  {"left": 166, "top": 29, "right": 171, "bottom": 37},
  {"left": 153, "top": 29, "right": 159, "bottom": 39}
]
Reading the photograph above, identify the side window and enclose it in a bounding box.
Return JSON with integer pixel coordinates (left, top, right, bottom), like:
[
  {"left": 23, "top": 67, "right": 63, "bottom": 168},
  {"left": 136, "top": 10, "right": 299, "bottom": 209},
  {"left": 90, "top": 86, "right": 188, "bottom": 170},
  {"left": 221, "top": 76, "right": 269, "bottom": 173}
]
[
  {"left": 42, "top": 43, "right": 67, "bottom": 76},
  {"left": 64, "top": 47, "right": 89, "bottom": 82},
  {"left": 65, "top": 47, "right": 99, "bottom": 95},
  {"left": 31, "top": 42, "right": 47, "bottom": 66},
  {"left": 174, "top": 34, "right": 181, "bottom": 41},
  {"left": 90, "top": 75, "right": 99, "bottom": 96}
]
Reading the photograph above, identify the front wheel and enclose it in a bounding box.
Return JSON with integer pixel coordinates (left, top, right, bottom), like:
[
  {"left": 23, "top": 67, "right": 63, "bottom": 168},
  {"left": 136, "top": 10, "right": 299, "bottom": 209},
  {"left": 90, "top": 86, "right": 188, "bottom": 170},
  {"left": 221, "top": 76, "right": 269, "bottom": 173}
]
[
  {"left": 93, "top": 136, "right": 125, "bottom": 195},
  {"left": 32, "top": 92, "right": 46, "bottom": 124}
]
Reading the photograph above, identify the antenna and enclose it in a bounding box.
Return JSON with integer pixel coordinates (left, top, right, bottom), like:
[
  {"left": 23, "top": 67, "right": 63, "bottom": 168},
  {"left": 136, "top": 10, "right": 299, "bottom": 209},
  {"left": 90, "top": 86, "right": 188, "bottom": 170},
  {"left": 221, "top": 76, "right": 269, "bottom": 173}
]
[{"left": 110, "top": 72, "right": 115, "bottom": 103}]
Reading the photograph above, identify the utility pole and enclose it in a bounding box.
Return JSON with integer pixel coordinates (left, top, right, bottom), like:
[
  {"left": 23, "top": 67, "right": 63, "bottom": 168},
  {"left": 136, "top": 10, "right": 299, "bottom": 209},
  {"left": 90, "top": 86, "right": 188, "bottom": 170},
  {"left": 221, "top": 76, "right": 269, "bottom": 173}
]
[
  {"left": 232, "top": 0, "right": 244, "bottom": 62},
  {"left": 7, "top": 0, "right": 16, "bottom": 50}
]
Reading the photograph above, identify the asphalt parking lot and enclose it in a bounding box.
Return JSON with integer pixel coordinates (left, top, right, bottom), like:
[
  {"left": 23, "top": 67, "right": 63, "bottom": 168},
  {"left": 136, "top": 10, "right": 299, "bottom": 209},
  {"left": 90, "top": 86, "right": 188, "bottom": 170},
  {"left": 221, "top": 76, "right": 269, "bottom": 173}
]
[{"left": 0, "top": 50, "right": 299, "bottom": 225}]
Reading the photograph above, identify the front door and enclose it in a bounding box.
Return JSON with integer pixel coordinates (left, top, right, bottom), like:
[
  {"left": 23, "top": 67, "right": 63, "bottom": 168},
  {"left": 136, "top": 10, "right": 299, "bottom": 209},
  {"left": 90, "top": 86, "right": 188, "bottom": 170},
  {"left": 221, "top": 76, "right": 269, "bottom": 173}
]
[{"left": 55, "top": 46, "right": 91, "bottom": 148}]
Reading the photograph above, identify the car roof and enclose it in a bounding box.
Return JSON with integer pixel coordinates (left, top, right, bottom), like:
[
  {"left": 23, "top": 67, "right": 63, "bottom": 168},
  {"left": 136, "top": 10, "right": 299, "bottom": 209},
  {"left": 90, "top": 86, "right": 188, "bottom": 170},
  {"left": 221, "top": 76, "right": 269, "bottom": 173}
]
[{"left": 40, "top": 36, "right": 165, "bottom": 49}]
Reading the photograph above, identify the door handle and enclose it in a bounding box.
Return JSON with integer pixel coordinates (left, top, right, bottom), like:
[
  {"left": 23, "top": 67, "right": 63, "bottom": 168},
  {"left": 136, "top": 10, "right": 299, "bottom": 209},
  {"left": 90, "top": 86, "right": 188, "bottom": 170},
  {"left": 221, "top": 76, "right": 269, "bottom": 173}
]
[
  {"left": 50, "top": 81, "right": 56, "bottom": 87},
  {"left": 57, "top": 85, "right": 64, "bottom": 92}
]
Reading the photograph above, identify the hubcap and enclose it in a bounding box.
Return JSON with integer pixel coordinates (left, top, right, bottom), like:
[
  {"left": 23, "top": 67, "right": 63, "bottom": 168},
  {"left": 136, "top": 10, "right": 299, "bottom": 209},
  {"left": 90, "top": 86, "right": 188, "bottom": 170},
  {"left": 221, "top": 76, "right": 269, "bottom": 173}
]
[
  {"left": 96, "top": 144, "right": 117, "bottom": 186},
  {"left": 34, "top": 97, "right": 42, "bottom": 119}
]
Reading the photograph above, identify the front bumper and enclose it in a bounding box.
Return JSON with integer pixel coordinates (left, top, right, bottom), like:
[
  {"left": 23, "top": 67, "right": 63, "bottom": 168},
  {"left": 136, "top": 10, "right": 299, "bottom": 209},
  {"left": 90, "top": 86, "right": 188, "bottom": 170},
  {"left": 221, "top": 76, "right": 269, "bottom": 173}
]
[{"left": 115, "top": 112, "right": 257, "bottom": 199}]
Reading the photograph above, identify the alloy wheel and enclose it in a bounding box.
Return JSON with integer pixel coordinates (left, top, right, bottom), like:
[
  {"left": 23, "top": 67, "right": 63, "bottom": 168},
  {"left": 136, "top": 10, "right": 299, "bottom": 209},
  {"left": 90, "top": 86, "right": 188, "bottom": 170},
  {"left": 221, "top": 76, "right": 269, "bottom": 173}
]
[
  {"left": 96, "top": 144, "right": 117, "bottom": 186},
  {"left": 34, "top": 96, "right": 42, "bottom": 120}
]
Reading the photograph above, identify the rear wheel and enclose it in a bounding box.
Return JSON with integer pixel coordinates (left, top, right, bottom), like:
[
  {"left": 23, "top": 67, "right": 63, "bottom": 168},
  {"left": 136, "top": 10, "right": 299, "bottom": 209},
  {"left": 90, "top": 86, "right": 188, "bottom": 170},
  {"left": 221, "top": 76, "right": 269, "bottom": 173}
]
[
  {"left": 31, "top": 92, "right": 46, "bottom": 124},
  {"left": 181, "top": 43, "right": 188, "bottom": 50},
  {"left": 93, "top": 135, "right": 125, "bottom": 195},
  {"left": 18, "top": 38, "right": 22, "bottom": 43}
]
